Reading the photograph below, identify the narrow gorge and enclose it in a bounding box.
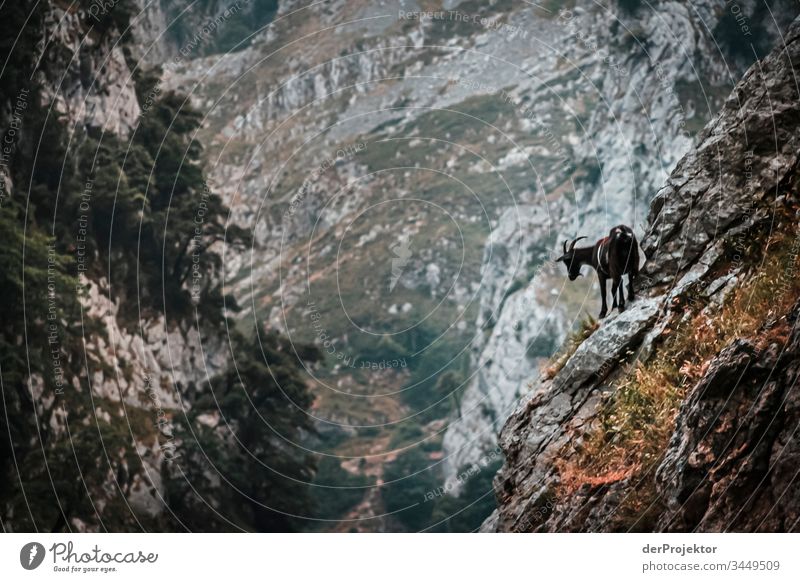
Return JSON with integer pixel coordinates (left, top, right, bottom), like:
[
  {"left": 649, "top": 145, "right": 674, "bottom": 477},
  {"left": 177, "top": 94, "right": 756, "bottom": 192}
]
[{"left": 1, "top": 0, "right": 798, "bottom": 533}]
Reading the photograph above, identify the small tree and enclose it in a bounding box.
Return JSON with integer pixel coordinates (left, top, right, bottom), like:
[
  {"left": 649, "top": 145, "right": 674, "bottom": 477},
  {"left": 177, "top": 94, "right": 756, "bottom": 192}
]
[{"left": 168, "top": 331, "right": 321, "bottom": 531}]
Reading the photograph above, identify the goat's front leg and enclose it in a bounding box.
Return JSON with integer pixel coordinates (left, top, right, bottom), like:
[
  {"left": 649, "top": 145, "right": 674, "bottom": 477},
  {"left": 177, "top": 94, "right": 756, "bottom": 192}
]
[{"left": 598, "top": 273, "right": 608, "bottom": 319}]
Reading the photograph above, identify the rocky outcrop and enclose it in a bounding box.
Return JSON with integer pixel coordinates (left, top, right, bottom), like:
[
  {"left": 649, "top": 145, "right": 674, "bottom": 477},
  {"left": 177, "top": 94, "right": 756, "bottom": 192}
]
[
  {"left": 656, "top": 326, "right": 800, "bottom": 532},
  {"left": 80, "top": 278, "right": 227, "bottom": 410},
  {"left": 485, "top": 15, "right": 800, "bottom": 532},
  {"left": 442, "top": 0, "right": 798, "bottom": 484},
  {"left": 161, "top": 0, "right": 800, "bottom": 495},
  {"left": 642, "top": 27, "right": 800, "bottom": 279},
  {"left": 37, "top": 6, "right": 140, "bottom": 137}
]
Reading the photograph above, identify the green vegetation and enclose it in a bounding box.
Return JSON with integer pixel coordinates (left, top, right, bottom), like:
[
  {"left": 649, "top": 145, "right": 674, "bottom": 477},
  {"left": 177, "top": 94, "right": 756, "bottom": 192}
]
[
  {"left": 617, "top": 0, "right": 643, "bottom": 15},
  {"left": 168, "top": 331, "right": 322, "bottom": 531},
  {"left": 0, "top": 0, "right": 84, "bottom": 530},
  {"left": 0, "top": 0, "right": 316, "bottom": 532},
  {"left": 309, "top": 456, "right": 374, "bottom": 523},
  {"left": 428, "top": 457, "right": 503, "bottom": 532},
  {"left": 400, "top": 329, "right": 470, "bottom": 422},
  {"left": 388, "top": 422, "right": 424, "bottom": 448},
  {"left": 381, "top": 448, "right": 502, "bottom": 532},
  {"left": 381, "top": 448, "right": 438, "bottom": 531}
]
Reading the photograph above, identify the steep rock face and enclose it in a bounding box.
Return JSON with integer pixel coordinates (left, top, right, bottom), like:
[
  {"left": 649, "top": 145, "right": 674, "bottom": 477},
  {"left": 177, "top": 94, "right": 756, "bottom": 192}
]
[
  {"left": 80, "top": 278, "right": 227, "bottom": 411},
  {"left": 163, "top": 0, "right": 798, "bottom": 494},
  {"left": 442, "top": 0, "right": 798, "bottom": 483},
  {"left": 484, "top": 15, "right": 800, "bottom": 532},
  {"left": 168, "top": 1, "right": 590, "bottom": 499},
  {"left": 643, "top": 40, "right": 800, "bottom": 279},
  {"left": 131, "top": 0, "right": 172, "bottom": 66},
  {"left": 1, "top": 1, "right": 229, "bottom": 530},
  {"left": 37, "top": 7, "right": 140, "bottom": 137},
  {"left": 656, "top": 327, "right": 800, "bottom": 532},
  {"left": 442, "top": 205, "right": 570, "bottom": 476}
]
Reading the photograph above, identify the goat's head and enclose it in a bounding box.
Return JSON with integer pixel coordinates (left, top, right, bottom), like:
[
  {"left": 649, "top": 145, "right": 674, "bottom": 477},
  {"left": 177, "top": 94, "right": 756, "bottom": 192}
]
[{"left": 555, "top": 236, "right": 587, "bottom": 281}]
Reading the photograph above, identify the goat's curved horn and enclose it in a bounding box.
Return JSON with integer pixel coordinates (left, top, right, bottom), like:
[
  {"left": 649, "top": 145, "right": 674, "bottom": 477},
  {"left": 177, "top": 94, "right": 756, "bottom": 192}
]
[
  {"left": 568, "top": 236, "right": 587, "bottom": 251},
  {"left": 562, "top": 240, "right": 568, "bottom": 254}
]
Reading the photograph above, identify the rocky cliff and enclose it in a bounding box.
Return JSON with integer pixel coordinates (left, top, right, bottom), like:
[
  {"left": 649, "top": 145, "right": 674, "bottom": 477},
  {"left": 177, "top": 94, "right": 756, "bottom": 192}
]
[
  {"left": 0, "top": 0, "right": 250, "bottom": 531},
  {"left": 162, "top": 0, "right": 800, "bottom": 507},
  {"left": 155, "top": 0, "right": 800, "bottom": 527},
  {"left": 443, "top": 0, "right": 800, "bottom": 489},
  {"left": 6, "top": 0, "right": 799, "bottom": 532},
  {"left": 484, "top": 14, "right": 800, "bottom": 532}
]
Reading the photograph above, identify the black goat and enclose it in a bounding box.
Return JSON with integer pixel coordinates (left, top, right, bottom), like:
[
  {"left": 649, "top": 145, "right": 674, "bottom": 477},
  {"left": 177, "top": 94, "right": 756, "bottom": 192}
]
[{"left": 555, "top": 225, "right": 640, "bottom": 318}]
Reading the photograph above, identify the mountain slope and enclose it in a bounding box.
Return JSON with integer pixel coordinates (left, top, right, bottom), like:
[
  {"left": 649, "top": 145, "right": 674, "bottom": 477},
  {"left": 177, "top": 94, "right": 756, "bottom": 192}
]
[
  {"left": 483, "top": 15, "right": 800, "bottom": 532},
  {"left": 157, "top": 0, "right": 800, "bottom": 528}
]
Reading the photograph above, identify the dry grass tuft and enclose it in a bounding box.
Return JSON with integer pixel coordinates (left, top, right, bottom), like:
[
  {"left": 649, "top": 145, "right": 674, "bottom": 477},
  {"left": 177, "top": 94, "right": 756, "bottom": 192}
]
[{"left": 556, "top": 225, "right": 800, "bottom": 500}]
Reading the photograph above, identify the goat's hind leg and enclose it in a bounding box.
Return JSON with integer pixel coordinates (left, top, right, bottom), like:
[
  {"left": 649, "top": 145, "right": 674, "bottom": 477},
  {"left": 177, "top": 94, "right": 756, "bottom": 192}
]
[
  {"left": 627, "top": 243, "right": 639, "bottom": 302},
  {"left": 627, "top": 271, "right": 636, "bottom": 302},
  {"left": 598, "top": 274, "right": 608, "bottom": 319}
]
